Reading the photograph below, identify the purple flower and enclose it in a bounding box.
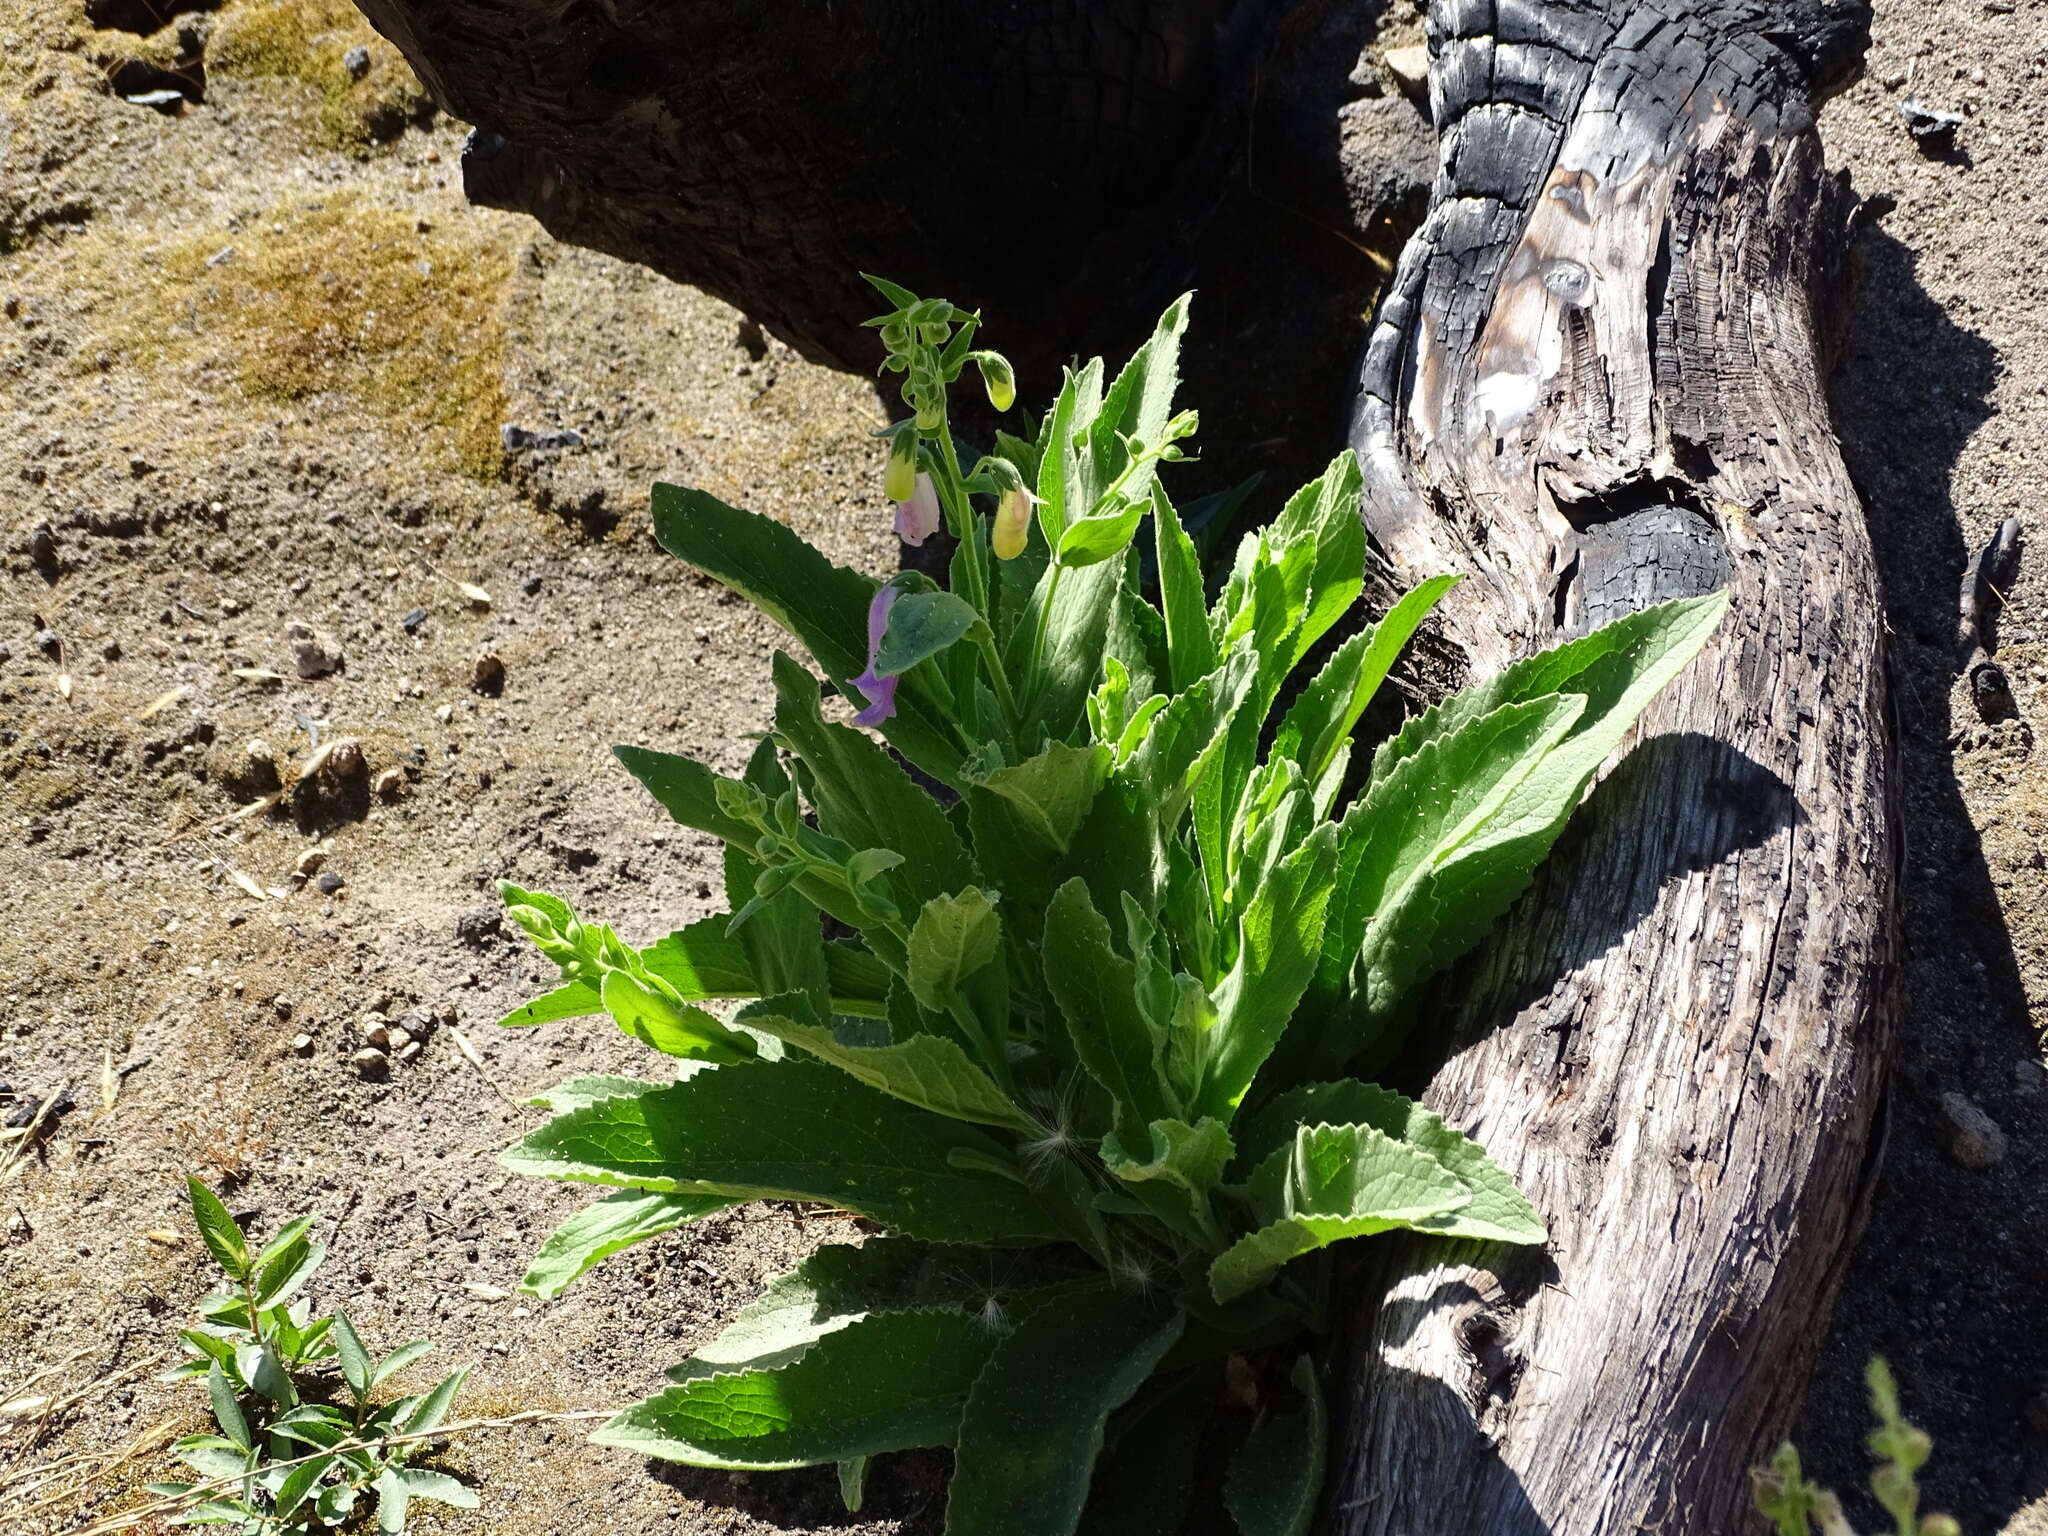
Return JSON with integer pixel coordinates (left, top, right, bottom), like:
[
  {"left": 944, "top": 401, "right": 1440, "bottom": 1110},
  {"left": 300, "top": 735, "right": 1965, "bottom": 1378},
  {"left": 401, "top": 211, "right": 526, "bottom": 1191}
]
[
  {"left": 895, "top": 472, "right": 943, "bottom": 548},
  {"left": 850, "top": 581, "right": 902, "bottom": 727}
]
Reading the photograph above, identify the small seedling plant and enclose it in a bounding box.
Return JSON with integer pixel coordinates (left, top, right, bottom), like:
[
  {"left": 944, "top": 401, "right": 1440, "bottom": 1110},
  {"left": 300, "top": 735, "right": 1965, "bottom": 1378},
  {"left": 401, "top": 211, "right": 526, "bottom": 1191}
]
[
  {"left": 152, "top": 1176, "right": 475, "bottom": 1532},
  {"left": 495, "top": 280, "right": 1726, "bottom": 1533},
  {"left": 1754, "top": 1358, "right": 1962, "bottom": 1536}
]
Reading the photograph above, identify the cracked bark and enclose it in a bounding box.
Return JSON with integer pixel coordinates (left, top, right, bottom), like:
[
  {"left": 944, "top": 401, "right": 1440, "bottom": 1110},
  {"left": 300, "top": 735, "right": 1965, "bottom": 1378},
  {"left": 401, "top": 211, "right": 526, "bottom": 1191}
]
[{"left": 1334, "top": 0, "right": 1894, "bottom": 1530}]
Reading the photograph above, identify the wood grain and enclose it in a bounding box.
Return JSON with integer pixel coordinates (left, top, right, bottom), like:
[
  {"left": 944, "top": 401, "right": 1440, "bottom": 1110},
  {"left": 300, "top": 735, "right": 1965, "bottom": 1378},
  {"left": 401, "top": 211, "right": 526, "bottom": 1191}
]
[{"left": 1333, "top": 0, "right": 1897, "bottom": 1529}]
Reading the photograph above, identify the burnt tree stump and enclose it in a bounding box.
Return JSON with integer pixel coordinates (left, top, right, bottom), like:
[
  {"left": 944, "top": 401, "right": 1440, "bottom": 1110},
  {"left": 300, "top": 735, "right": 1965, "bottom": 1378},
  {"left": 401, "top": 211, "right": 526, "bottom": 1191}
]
[{"left": 1334, "top": 0, "right": 1894, "bottom": 1529}]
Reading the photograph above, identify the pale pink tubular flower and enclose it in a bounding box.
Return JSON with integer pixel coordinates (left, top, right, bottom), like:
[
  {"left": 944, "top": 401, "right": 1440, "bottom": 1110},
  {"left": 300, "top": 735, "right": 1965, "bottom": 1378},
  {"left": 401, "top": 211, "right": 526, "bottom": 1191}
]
[
  {"left": 895, "top": 472, "right": 943, "bottom": 547},
  {"left": 850, "top": 581, "right": 902, "bottom": 727}
]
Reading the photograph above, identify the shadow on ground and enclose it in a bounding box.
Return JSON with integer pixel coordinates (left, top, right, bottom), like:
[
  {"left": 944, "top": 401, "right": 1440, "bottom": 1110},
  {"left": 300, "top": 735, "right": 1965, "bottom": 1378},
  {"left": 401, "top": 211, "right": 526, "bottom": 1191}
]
[{"left": 1796, "top": 225, "right": 2047, "bottom": 1530}]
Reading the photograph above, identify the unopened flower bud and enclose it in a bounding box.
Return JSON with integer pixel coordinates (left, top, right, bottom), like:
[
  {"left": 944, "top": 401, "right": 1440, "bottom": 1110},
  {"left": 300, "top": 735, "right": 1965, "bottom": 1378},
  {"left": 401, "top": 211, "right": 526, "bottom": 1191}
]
[
  {"left": 884, "top": 433, "right": 917, "bottom": 503},
  {"left": 896, "top": 472, "right": 943, "bottom": 548},
  {"left": 975, "top": 352, "right": 1016, "bottom": 413},
  {"left": 993, "top": 483, "right": 1034, "bottom": 560}
]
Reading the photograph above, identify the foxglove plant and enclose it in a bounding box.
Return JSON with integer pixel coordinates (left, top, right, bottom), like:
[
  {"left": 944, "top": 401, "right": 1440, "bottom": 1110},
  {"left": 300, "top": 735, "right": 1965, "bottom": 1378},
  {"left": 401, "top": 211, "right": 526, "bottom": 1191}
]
[{"left": 494, "top": 279, "right": 1725, "bottom": 1534}]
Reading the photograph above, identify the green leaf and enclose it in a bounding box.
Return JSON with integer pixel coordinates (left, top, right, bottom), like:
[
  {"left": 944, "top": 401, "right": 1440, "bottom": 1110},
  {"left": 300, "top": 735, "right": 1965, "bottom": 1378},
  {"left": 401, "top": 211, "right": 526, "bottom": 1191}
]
[
  {"left": 1321, "top": 693, "right": 1586, "bottom": 1022},
  {"left": 614, "top": 745, "right": 762, "bottom": 845},
  {"left": 1224, "top": 1356, "right": 1326, "bottom": 1536},
  {"left": 398, "top": 1468, "right": 480, "bottom": 1510},
  {"left": 639, "top": 919, "right": 757, "bottom": 1001},
  {"left": 1208, "top": 1124, "right": 1469, "bottom": 1303},
  {"left": 403, "top": 1366, "right": 467, "bottom": 1435},
  {"left": 649, "top": 481, "right": 963, "bottom": 784},
  {"left": 771, "top": 654, "right": 974, "bottom": 911},
  {"left": 1268, "top": 451, "right": 1368, "bottom": 663},
  {"left": 599, "top": 969, "right": 757, "bottom": 1064},
  {"left": 372, "top": 1466, "right": 409, "bottom": 1534},
  {"left": 252, "top": 1214, "right": 316, "bottom": 1272},
  {"left": 1273, "top": 575, "right": 1458, "bottom": 790},
  {"left": 1234, "top": 1082, "right": 1545, "bottom": 1245},
  {"left": 1100, "top": 1117, "right": 1233, "bottom": 1249},
  {"left": 944, "top": 1286, "right": 1185, "bottom": 1536},
  {"left": 206, "top": 1364, "right": 250, "bottom": 1451},
  {"left": 1197, "top": 824, "right": 1338, "bottom": 1119},
  {"left": 907, "top": 888, "right": 1001, "bottom": 1011},
  {"left": 274, "top": 1454, "right": 334, "bottom": 1520},
  {"left": 597, "top": 1308, "right": 1000, "bottom": 1469},
  {"left": 1056, "top": 498, "right": 1148, "bottom": 569},
  {"left": 371, "top": 1340, "right": 434, "bottom": 1388},
  {"left": 529, "top": 1074, "right": 662, "bottom": 1116},
  {"left": 1077, "top": 1367, "right": 1216, "bottom": 1536},
  {"left": 963, "top": 742, "right": 1111, "bottom": 906},
  {"left": 332, "top": 1312, "right": 370, "bottom": 1400},
  {"left": 676, "top": 1238, "right": 1079, "bottom": 1382},
  {"left": 185, "top": 1177, "right": 249, "bottom": 1282},
  {"left": 496, "top": 981, "right": 601, "bottom": 1029},
  {"left": 876, "top": 589, "right": 982, "bottom": 676},
  {"left": 1372, "top": 590, "right": 1729, "bottom": 784},
  {"left": 1042, "top": 879, "right": 1172, "bottom": 1136},
  {"left": 316, "top": 1481, "right": 362, "bottom": 1525},
  {"left": 723, "top": 855, "right": 829, "bottom": 1021},
  {"left": 837, "top": 1456, "right": 869, "bottom": 1513},
  {"left": 738, "top": 995, "right": 1035, "bottom": 1133},
  {"left": 253, "top": 1231, "right": 325, "bottom": 1310},
  {"left": 1089, "top": 294, "right": 1191, "bottom": 518},
  {"left": 1153, "top": 483, "right": 1219, "bottom": 691},
  {"left": 521, "top": 1189, "right": 735, "bottom": 1300},
  {"left": 503, "top": 1060, "right": 1067, "bottom": 1245}
]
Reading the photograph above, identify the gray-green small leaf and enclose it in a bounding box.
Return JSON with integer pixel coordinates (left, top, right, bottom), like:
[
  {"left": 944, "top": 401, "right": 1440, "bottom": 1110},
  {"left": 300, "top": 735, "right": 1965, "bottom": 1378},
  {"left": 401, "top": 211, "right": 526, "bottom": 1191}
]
[
  {"left": 206, "top": 1364, "right": 250, "bottom": 1451},
  {"left": 186, "top": 1177, "right": 249, "bottom": 1282},
  {"left": 907, "top": 889, "right": 1002, "bottom": 1012},
  {"left": 838, "top": 1456, "right": 869, "bottom": 1513},
  {"left": 522, "top": 1189, "right": 734, "bottom": 1300},
  {"left": 875, "top": 590, "right": 982, "bottom": 676}
]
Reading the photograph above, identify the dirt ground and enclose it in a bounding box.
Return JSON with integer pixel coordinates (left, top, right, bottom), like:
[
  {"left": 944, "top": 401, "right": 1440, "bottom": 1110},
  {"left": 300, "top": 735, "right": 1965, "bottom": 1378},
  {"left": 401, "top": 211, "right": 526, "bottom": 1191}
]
[{"left": 0, "top": 0, "right": 2043, "bottom": 1531}]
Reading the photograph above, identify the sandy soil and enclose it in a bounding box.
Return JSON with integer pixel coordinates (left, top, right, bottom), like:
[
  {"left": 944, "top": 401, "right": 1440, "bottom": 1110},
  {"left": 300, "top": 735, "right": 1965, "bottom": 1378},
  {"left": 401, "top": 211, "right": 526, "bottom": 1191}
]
[{"left": 0, "top": 0, "right": 2042, "bottom": 1531}]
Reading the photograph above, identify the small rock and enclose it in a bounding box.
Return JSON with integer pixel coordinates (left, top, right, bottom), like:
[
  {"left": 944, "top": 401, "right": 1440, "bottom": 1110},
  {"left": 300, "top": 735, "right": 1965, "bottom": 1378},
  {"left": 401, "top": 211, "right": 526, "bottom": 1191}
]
[
  {"left": 434, "top": 703, "right": 454, "bottom": 723},
  {"left": 284, "top": 620, "right": 344, "bottom": 679},
  {"left": 1899, "top": 98, "right": 1964, "bottom": 152},
  {"left": 294, "top": 845, "right": 327, "bottom": 877},
  {"left": 351, "top": 1047, "right": 389, "bottom": 1081},
  {"left": 1382, "top": 43, "right": 1430, "bottom": 99},
  {"left": 372, "top": 766, "right": 405, "bottom": 799},
  {"left": 388, "top": 1026, "right": 414, "bottom": 1053},
  {"left": 1939, "top": 1091, "right": 2007, "bottom": 1169},
  {"left": 434, "top": 1001, "right": 458, "bottom": 1028},
  {"left": 33, "top": 628, "right": 60, "bottom": 660},
  {"left": 315, "top": 870, "right": 345, "bottom": 896},
  {"left": 521, "top": 575, "right": 542, "bottom": 597},
  {"left": 397, "top": 1040, "right": 423, "bottom": 1064},
  {"left": 29, "top": 524, "right": 55, "bottom": 573},
  {"left": 454, "top": 909, "right": 501, "bottom": 949},
  {"left": 500, "top": 423, "right": 585, "bottom": 453},
  {"left": 290, "top": 1033, "right": 314, "bottom": 1057},
  {"left": 100, "top": 639, "right": 121, "bottom": 661},
  {"left": 363, "top": 1019, "right": 392, "bottom": 1050},
  {"left": 341, "top": 44, "right": 371, "bottom": 79},
  {"left": 400, "top": 606, "right": 429, "bottom": 634},
  {"left": 471, "top": 651, "right": 506, "bottom": 697}
]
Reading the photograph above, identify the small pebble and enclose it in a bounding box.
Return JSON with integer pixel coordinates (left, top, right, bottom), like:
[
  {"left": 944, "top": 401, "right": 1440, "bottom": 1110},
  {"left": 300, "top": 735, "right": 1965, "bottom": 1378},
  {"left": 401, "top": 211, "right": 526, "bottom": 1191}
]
[
  {"left": 521, "top": 575, "right": 542, "bottom": 596},
  {"left": 294, "top": 845, "right": 327, "bottom": 877},
  {"left": 401, "top": 607, "right": 428, "bottom": 634},
  {"left": 315, "top": 870, "right": 345, "bottom": 896},
  {"left": 290, "top": 1033, "right": 314, "bottom": 1057},
  {"left": 372, "top": 766, "right": 405, "bottom": 799},
  {"left": 364, "top": 1019, "right": 391, "bottom": 1050},
  {"left": 351, "top": 1047, "right": 389, "bottom": 1082},
  {"left": 100, "top": 639, "right": 121, "bottom": 661},
  {"left": 397, "top": 1040, "right": 423, "bottom": 1064},
  {"left": 471, "top": 651, "right": 506, "bottom": 696},
  {"left": 33, "top": 628, "right": 59, "bottom": 660},
  {"left": 342, "top": 43, "right": 371, "bottom": 79},
  {"left": 1939, "top": 1091, "right": 2008, "bottom": 1169},
  {"left": 284, "top": 620, "right": 344, "bottom": 679},
  {"left": 29, "top": 525, "right": 55, "bottom": 569}
]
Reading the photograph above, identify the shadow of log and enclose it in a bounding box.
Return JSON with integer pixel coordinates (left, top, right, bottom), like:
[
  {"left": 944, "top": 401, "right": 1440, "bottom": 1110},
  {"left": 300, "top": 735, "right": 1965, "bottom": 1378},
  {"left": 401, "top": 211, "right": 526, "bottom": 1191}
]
[{"left": 1795, "top": 225, "right": 2046, "bottom": 1531}]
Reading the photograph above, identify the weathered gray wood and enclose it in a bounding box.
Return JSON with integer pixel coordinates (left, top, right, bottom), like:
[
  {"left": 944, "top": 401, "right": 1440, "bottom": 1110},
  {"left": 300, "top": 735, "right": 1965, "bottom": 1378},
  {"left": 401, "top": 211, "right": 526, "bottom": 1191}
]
[{"left": 1333, "top": 0, "right": 1896, "bottom": 1529}]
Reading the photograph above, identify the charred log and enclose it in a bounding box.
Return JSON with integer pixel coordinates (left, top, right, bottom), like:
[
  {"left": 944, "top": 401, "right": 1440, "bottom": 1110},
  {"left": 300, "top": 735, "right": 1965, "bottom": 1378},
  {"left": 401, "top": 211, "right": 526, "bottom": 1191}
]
[{"left": 1332, "top": 0, "right": 1894, "bottom": 1530}]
